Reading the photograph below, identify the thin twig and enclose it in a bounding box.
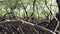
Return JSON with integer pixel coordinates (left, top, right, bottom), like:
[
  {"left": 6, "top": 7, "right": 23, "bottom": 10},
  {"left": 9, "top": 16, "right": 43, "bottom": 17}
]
[
  {"left": 29, "top": 0, "right": 36, "bottom": 19},
  {"left": 20, "top": 0, "right": 28, "bottom": 17}
]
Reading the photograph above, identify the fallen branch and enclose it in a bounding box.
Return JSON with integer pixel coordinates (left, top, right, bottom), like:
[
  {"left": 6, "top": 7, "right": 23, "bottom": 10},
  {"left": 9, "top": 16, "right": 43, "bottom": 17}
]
[
  {"left": 0, "top": 20, "right": 56, "bottom": 34},
  {"left": 17, "top": 26, "right": 24, "bottom": 34}
]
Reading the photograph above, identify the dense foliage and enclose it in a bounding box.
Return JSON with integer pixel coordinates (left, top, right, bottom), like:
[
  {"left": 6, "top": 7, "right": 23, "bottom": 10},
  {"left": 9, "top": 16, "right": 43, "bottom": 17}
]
[{"left": 0, "top": 0, "right": 58, "bottom": 20}]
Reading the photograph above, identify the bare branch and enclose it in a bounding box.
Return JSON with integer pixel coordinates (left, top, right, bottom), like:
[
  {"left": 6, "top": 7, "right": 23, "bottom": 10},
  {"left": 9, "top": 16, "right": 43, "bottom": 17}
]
[
  {"left": 20, "top": 0, "right": 28, "bottom": 17},
  {"left": 34, "top": 28, "right": 39, "bottom": 34},
  {"left": 29, "top": 0, "right": 36, "bottom": 19},
  {"left": 18, "top": 26, "right": 24, "bottom": 34},
  {"left": 0, "top": 20, "right": 56, "bottom": 34}
]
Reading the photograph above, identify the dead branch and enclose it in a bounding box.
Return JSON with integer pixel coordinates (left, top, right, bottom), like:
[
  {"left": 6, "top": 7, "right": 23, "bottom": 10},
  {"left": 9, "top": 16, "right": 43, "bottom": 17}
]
[
  {"left": 34, "top": 28, "right": 39, "bottom": 34},
  {"left": 0, "top": 20, "right": 56, "bottom": 34},
  {"left": 18, "top": 26, "right": 24, "bottom": 34},
  {"left": 55, "top": 30, "right": 60, "bottom": 34}
]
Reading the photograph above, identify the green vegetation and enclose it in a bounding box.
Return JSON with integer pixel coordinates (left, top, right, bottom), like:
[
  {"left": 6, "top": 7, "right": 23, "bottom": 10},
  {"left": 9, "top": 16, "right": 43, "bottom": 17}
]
[{"left": 0, "top": 0, "right": 58, "bottom": 20}]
